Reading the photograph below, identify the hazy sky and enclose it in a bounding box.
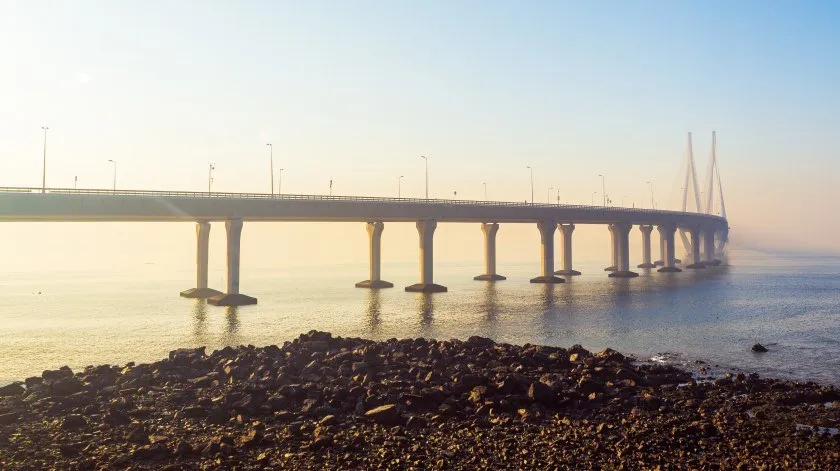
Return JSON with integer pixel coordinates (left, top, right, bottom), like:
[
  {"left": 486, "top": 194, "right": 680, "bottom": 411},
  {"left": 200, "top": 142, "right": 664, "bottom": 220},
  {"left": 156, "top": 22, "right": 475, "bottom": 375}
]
[{"left": 1, "top": 1, "right": 838, "bottom": 273}]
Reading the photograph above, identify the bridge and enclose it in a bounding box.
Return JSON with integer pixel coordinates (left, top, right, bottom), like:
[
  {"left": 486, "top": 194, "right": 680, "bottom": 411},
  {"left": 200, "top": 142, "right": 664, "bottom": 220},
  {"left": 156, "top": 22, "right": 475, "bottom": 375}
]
[{"left": 0, "top": 185, "right": 729, "bottom": 306}]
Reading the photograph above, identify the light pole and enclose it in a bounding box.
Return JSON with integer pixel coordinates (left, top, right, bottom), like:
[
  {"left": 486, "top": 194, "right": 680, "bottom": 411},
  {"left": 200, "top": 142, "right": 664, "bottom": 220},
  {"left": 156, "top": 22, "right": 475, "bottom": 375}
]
[
  {"left": 421, "top": 155, "right": 428, "bottom": 199},
  {"left": 266, "top": 143, "right": 274, "bottom": 197},
  {"left": 647, "top": 181, "right": 655, "bottom": 209},
  {"left": 208, "top": 163, "right": 215, "bottom": 194},
  {"left": 548, "top": 187, "right": 553, "bottom": 204},
  {"left": 398, "top": 175, "right": 404, "bottom": 198},
  {"left": 598, "top": 174, "right": 606, "bottom": 207},
  {"left": 556, "top": 188, "right": 560, "bottom": 204},
  {"left": 107, "top": 159, "right": 117, "bottom": 192},
  {"left": 526, "top": 166, "right": 534, "bottom": 204},
  {"left": 40, "top": 126, "right": 49, "bottom": 193},
  {"left": 74, "top": 176, "right": 78, "bottom": 190},
  {"left": 329, "top": 178, "right": 333, "bottom": 197},
  {"left": 592, "top": 192, "right": 597, "bottom": 205},
  {"left": 483, "top": 182, "right": 487, "bottom": 201},
  {"left": 278, "top": 169, "right": 284, "bottom": 195}
]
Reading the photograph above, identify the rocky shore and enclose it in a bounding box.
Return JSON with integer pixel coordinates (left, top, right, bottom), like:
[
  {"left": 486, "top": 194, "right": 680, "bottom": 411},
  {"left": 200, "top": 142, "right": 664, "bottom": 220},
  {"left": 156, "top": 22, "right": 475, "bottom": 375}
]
[{"left": 1, "top": 331, "right": 839, "bottom": 470}]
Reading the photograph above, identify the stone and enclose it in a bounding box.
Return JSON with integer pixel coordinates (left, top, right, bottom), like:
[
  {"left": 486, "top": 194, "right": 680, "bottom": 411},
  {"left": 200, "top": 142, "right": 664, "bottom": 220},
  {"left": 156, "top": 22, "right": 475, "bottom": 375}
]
[
  {"left": 0, "top": 383, "right": 25, "bottom": 397},
  {"left": 528, "top": 382, "right": 555, "bottom": 405},
  {"left": 61, "top": 414, "right": 88, "bottom": 430},
  {"left": 751, "top": 343, "right": 769, "bottom": 353},
  {"left": 364, "top": 404, "right": 401, "bottom": 425}
]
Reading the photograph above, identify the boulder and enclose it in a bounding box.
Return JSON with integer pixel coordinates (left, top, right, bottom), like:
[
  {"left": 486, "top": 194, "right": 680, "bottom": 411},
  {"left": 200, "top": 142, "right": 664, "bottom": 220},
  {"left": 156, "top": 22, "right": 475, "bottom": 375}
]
[
  {"left": 364, "top": 404, "right": 401, "bottom": 425},
  {"left": 751, "top": 343, "right": 769, "bottom": 353}
]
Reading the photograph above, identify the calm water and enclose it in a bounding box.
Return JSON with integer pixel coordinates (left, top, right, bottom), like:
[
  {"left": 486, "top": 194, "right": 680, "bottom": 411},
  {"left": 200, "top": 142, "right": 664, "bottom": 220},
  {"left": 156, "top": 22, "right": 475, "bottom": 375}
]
[{"left": 1, "top": 251, "right": 839, "bottom": 385}]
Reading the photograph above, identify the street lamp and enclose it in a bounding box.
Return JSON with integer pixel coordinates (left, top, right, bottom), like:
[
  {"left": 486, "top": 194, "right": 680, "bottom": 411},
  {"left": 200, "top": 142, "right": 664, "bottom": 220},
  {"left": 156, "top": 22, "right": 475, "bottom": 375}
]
[
  {"left": 483, "top": 182, "right": 487, "bottom": 201},
  {"left": 548, "top": 187, "right": 554, "bottom": 204},
  {"left": 421, "top": 155, "right": 428, "bottom": 199},
  {"left": 598, "top": 174, "right": 606, "bottom": 207},
  {"left": 266, "top": 143, "right": 274, "bottom": 197},
  {"left": 107, "top": 159, "right": 117, "bottom": 192},
  {"left": 556, "top": 188, "right": 560, "bottom": 204},
  {"left": 398, "top": 175, "right": 404, "bottom": 198},
  {"left": 278, "top": 168, "right": 284, "bottom": 195},
  {"left": 40, "top": 126, "right": 49, "bottom": 193},
  {"left": 208, "top": 163, "right": 215, "bottom": 194},
  {"left": 526, "top": 166, "right": 534, "bottom": 204},
  {"left": 647, "top": 181, "right": 655, "bottom": 209}
]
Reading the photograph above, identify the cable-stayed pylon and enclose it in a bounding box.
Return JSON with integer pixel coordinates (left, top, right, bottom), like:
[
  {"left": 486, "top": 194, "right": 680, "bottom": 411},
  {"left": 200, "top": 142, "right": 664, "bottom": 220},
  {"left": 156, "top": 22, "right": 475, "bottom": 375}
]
[
  {"left": 679, "top": 132, "right": 703, "bottom": 255},
  {"left": 702, "top": 131, "right": 728, "bottom": 258}
]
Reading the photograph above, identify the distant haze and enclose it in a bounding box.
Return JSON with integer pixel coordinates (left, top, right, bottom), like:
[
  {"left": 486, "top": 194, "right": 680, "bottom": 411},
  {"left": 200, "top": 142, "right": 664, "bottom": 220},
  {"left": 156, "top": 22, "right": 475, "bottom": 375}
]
[{"left": 1, "top": 1, "right": 838, "bottom": 273}]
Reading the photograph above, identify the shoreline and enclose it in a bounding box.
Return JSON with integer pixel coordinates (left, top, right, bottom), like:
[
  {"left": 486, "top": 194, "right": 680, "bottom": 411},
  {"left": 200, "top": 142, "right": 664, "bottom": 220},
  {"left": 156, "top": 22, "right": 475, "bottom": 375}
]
[{"left": 1, "top": 331, "right": 839, "bottom": 468}]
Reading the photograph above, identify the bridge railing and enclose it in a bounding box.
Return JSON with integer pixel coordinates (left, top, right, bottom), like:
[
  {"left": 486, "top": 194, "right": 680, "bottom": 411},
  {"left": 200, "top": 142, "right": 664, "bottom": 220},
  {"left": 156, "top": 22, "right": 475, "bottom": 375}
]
[{"left": 0, "top": 187, "right": 726, "bottom": 221}]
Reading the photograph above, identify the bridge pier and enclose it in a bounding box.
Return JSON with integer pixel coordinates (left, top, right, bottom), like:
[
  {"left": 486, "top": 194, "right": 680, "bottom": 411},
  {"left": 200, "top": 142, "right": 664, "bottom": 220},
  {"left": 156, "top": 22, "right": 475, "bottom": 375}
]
[
  {"left": 654, "top": 233, "right": 665, "bottom": 266},
  {"left": 604, "top": 224, "right": 618, "bottom": 271},
  {"left": 531, "top": 220, "right": 564, "bottom": 283},
  {"left": 208, "top": 218, "right": 258, "bottom": 306},
  {"left": 657, "top": 223, "right": 682, "bottom": 272},
  {"left": 685, "top": 226, "right": 705, "bottom": 269},
  {"left": 637, "top": 225, "right": 656, "bottom": 268},
  {"left": 703, "top": 227, "right": 721, "bottom": 266},
  {"left": 474, "top": 223, "right": 506, "bottom": 281},
  {"left": 406, "top": 219, "right": 447, "bottom": 293},
  {"left": 356, "top": 222, "right": 394, "bottom": 288},
  {"left": 554, "top": 223, "right": 581, "bottom": 276},
  {"left": 609, "top": 223, "right": 638, "bottom": 278},
  {"left": 180, "top": 221, "right": 224, "bottom": 298}
]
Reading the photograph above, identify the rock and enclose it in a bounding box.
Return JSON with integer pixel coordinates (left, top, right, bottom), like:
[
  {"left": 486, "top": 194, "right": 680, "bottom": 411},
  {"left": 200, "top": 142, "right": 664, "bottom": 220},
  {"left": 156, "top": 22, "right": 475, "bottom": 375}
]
[
  {"left": 50, "top": 377, "right": 84, "bottom": 397},
  {"left": 0, "top": 412, "right": 20, "bottom": 425},
  {"left": 61, "top": 414, "right": 88, "bottom": 430},
  {"left": 309, "top": 435, "right": 333, "bottom": 450},
  {"left": 751, "top": 343, "right": 769, "bottom": 353},
  {"left": 364, "top": 404, "right": 401, "bottom": 425},
  {"left": 207, "top": 408, "right": 229, "bottom": 425},
  {"left": 595, "top": 348, "right": 625, "bottom": 363},
  {"left": 104, "top": 409, "right": 132, "bottom": 426},
  {"left": 178, "top": 406, "right": 209, "bottom": 419},
  {"left": 132, "top": 443, "right": 172, "bottom": 461},
  {"left": 528, "top": 382, "right": 555, "bottom": 405},
  {"left": 0, "top": 383, "right": 25, "bottom": 397}
]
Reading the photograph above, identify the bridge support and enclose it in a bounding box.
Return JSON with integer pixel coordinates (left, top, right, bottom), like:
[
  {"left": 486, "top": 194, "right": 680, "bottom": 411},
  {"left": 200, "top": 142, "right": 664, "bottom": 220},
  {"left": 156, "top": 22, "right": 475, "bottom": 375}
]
[
  {"left": 657, "top": 223, "right": 682, "bottom": 272},
  {"left": 406, "top": 219, "right": 447, "bottom": 292},
  {"left": 531, "top": 221, "right": 564, "bottom": 283},
  {"left": 208, "top": 218, "right": 258, "bottom": 306},
  {"left": 609, "top": 223, "right": 638, "bottom": 278},
  {"left": 703, "top": 227, "right": 721, "bottom": 266},
  {"left": 356, "top": 222, "right": 394, "bottom": 288},
  {"left": 654, "top": 234, "right": 665, "bottom": 267},
  {"left": 685, "top": 226, "right": 705, "bottom": 269},
  {"left": 474, "top": 223, "right": 506, "bottom": 281},
  {"left": 180, "top": 221, "right": 223, "bottom": 298},
  {"left": 554, "top": 223, "right": 581, "bottom": 276},
  {"left": 605, "top": 224, "right": 618, "bottom": 271},
  {"left": 637, "top": 225, "right": 656, "bottom": 268}
]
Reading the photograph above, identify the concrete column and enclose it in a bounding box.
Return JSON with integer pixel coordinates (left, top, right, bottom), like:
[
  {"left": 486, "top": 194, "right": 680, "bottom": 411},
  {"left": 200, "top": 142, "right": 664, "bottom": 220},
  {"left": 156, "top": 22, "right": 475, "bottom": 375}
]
[
  {"left": 474, "top": 223, "right": 506, "bottom": 281},
  {"left": 605, "top": 224, "right": 617, "bottom": 271},
  {"left": 180, "top": 222, "right": 223, "bottom": 299},
  {"left": 406, "top": 219, "right": 447, "bottom": 292},
  {"left": 208, "top": 218, "right": 257, "bottom": 306},
  {"left": 686, "top": 226, "right": 705, "bottom": 269},
  {"left": 356, "top": 222, "right": 394, "bottom": 288},
  {"left": 555, "top": 224, "right": 581, "bottom": 276},
  {"left": 703, "top": 227, "right": 721, "bottom": 266},
  {"left": 531, "top": 220, "right": 564, "bottom": 283},
  {"left": 609, "top": 223, "right": 638, "bottom": 278},
  {"left": 657, "top": 223, "right": 682, "bottom": 272},
  {"left": 637, "top": 225, "right": 656, "bottom": 268},
  {"left": 654, "top": 233, "right": 666, "bottom": 266}
]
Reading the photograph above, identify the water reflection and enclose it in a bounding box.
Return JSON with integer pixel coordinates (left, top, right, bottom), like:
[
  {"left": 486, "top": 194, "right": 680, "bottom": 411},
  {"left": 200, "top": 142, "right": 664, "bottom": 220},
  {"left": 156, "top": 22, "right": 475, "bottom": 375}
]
[
  {"left": 191, "top": 300, "right": 208, "bottom": 341},
  {"left": 220, "top": 306, "right": 242, "bottom": 345},
  {"left": 481, "top": 282, "right": 500, "bottom": 323},
  {"left": 365, "top": 289, "right": 382, "bottom": 332},
  {"left": 416, "top": 294, "right": 435, "bottom": 327}
]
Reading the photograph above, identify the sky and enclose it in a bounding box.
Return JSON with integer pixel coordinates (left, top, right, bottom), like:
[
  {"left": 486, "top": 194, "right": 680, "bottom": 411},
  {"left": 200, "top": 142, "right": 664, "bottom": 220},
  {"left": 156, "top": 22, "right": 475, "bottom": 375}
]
[{"left": 0, "top": 1, "right": 838, "bottom": 273}]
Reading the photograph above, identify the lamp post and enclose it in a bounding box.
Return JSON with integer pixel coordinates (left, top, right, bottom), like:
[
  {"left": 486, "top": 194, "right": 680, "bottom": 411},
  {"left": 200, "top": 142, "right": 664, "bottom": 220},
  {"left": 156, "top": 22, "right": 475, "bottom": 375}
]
[
  {"left": 107, "top": 159, "right": 117, "bottom": 192},
  {"left": 74, "top": 176, "right": 77, "bottom": 190},
  {"left": 40, "top": 126, "right": 49, "bottom": 193},
  {"left": 329, "top": 178, "right": 333, "bottom": 197},
  {"left": 266, "top": 143, "right": 274, "bottom": 197},
  {"left": 398, "top": 175, "right": 404, "bottom": 198},
  {"left": 598, "top": 174, "right": 606, "bottom": 207},
  {"left": 647, "top": 181, "right": 655, "bottom": 209},
  {"left": 556, "top": 188, "right": 560, "bottom": 204},
  {"left": 528, "top": 166, "right": 534, "bottom": 204},
  {"left": 421, "top": 155, "right": 428, "bottom": 199},
  {"left": 208, "top": 163, "right": 215, "bottom": 194},
  {"left": 548, "top": 187, "right": 553, "bottom": 204},
  {"left": 592, "top": 192, "right": 597, "bottom": 205},
  {"left": 483, "top": 182, "right": 487, "bottom": 201},
  {"left": 278, "top": 168, "right": 284, "bottom": 195}
]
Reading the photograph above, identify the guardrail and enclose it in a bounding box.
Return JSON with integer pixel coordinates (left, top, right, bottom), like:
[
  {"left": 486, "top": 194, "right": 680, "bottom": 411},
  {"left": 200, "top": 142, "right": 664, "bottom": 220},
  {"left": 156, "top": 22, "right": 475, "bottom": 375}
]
[{"left": 0, "top": 187, "right": 726, "bottom": 222}]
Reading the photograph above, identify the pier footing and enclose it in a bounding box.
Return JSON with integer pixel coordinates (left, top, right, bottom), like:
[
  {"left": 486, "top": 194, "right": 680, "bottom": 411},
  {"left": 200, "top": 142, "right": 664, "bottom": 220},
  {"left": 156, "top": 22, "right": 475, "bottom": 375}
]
[
  {"left": 636, "top": 263, "right": 656, "bottom": 269},
  {"left": 530, "top": 275, "right": 565, "bottom": 284},
  {"left": 686, "top": 263, "right": 706, "bottom": 269},
  {"left": 657, "top": 267, "right": 682, "bottom": 273},
  {"left": 208, "top": 293, "right": 258, "bottom": 306},
  {"left": 604, "top": 266, "right": 617, "bottom": 272},
  {"left": 608, "top": 271, "right": 639, "bottom": 278},
  {"left": 554, "top": 269, "right": 582, "bottom": 276},
  {"left": 405, "top": 283, "right": 448, "bottom": 293},
  {"left": 355, "top": 280, "right": 394, "bottom": 289},
  {"left": 473, "top": 274, "right": 506, "bottom": 281},
  {"left": 180, "top": 288, "right": 224, "bottom": 299}
]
